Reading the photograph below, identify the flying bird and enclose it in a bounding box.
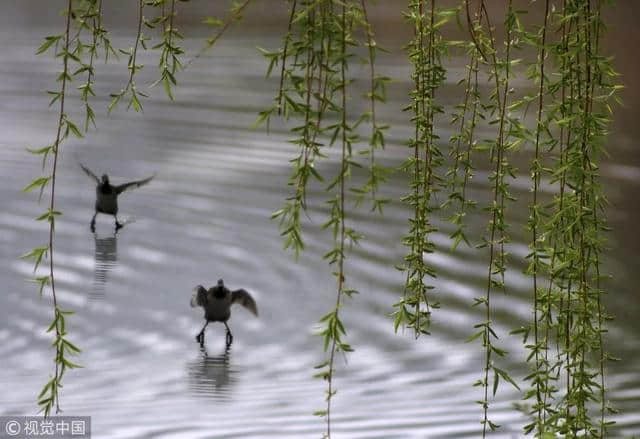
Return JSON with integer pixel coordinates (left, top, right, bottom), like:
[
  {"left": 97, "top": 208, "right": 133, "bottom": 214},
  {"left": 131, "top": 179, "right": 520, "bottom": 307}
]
[
  {"left": 79, "top": 163, "right": 154, "bottom": 232},
  {"left": 191, "top": 279, "right": 258, "bottom": 345}
]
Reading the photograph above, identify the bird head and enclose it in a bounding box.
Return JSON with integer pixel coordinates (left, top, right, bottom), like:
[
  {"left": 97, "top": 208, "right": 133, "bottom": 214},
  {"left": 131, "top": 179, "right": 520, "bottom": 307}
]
[
  {"left": 212, "top": 279, "right": 227, "bottom": 299},
  {"left": 101, "top": 174, "right": 109, "bottom": 184}
]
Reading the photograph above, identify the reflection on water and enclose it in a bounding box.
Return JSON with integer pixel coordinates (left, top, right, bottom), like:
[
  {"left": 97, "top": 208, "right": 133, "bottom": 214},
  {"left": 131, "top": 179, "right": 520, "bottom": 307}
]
[
  {"left": 187, "top": 344, "right": 235, "bottom": 401},
  {"left": 92, "top": 233, "right": 117, "bottom": 301}
]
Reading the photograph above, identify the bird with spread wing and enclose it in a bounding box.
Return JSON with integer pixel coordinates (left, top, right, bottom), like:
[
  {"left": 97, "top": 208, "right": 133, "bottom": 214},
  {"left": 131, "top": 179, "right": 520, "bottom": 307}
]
[
  {"left": 79, "top": 162, "right": 154, "bottom": 232},
  {"left": 191, "top": 279, "right": 258, "bottom": 345}
]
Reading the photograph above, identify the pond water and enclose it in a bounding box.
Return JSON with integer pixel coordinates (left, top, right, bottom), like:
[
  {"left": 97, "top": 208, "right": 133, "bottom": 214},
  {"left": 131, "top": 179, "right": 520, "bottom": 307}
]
[{"left": 1, "top": 15, "right": 639, "bottom": 439}]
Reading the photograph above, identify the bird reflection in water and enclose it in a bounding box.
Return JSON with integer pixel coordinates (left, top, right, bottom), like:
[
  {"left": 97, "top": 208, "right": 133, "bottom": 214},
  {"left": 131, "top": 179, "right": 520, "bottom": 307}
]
[
  {"left": 187, "top": 343, "right": 236, "bottom": 401},
  {"left": 91, "top": 232, "right": 117, "bottom": 301}
]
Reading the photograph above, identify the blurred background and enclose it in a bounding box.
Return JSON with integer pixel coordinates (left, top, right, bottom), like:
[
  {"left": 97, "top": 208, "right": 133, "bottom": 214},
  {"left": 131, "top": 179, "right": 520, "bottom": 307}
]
[{"left": 1, "top": 1, "right": 639, "bottom": 438}]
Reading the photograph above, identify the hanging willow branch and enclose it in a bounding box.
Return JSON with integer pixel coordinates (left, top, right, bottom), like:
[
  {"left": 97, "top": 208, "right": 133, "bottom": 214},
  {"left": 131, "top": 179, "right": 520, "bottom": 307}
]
[
  {"left": 523, "top": 0, "right": 550, "bottom": 434},
  {"left": 468, "top": 2, "right": 522, "bottom": 436},
  {"left": 394, "top": 0, "right": 450, "bottom": 339},
  {"left": 259, "top": 2, "right": 372, "bottom": 436},
  {"left": 587, "top": 3, "right": 617, "bottom": 435},
  {"left": 154, "top": 0, "right": 183, "bottom": 100},
  {"left": 323, "top": 6, "right": 350, "bottom": 433},
  {"left": 23, "top": 0, "right": 83, "bottom": 418},
  {"left": 514, "top": 0, "right": 619, "bottom": 435},
  {"left": 78, "top": 0, "right": 104, "bottom": 131},
  {"left": 109, "top": 0, "right": 146, "bottom": 111},
  {"left": 186, "top": 0, "right": 254, "bottom": 68},
  {"left": 446, "top": 1, "right": 482, "bottom": 249},
  {"left": 265, "top": 0, "right": 331, "bottom": 255},
  {"left": 354, "top": 0, "right": 390, "bottom": 212}
]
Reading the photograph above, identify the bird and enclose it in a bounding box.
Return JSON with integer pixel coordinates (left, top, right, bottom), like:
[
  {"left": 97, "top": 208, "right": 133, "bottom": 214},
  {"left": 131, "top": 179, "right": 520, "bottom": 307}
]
[
  {"left": 191, "top": 279, "right": 258, "bottom": 346},
  {"left": 79, "top": 163, "right": 154, "bottom": 232}
]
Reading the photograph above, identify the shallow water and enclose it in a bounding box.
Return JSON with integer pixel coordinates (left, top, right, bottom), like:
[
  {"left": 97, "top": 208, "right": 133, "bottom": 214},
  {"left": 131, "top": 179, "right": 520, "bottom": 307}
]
[{"left": 1, "top": 19, "right": 639, "bottom": 439}]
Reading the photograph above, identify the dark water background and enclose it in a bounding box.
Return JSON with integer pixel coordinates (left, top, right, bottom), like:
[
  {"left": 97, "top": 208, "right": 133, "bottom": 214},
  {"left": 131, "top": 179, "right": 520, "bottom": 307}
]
[{"left": 1, "top": 2, "right": 639, "bottom": 438}]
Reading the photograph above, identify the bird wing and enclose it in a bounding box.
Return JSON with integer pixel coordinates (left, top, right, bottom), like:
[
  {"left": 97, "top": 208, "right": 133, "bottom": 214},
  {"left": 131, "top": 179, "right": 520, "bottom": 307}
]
[
  {"left": 231, "top": 289, "right": 258, "bottom": 316},
  {"left": 115, "top": 174, "right": 155, "bottom": 195},
  {"left": 190, "top": 285, "right": 208, "bottom": 308},
  {"left": 79, "top": 162, "right": 100, "bottom": 184}
]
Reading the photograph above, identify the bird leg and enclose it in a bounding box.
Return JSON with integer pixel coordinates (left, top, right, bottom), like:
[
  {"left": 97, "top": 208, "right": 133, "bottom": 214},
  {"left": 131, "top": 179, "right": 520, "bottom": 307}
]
[
  {"left": 196, "top": 321, "right": 209, "bottom": 343},
  {"left": 224, "top": 321, "right": 233, "bottom": 346},
  {"left": 90, "top": 212, "right": 97, "bottom": 232}
]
